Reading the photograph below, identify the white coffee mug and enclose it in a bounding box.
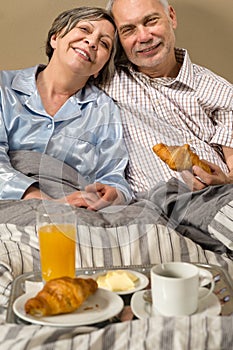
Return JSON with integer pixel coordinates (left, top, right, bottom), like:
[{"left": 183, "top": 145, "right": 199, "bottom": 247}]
[{"left": 150, "top": 262, "right": 215, "bottom": 316}]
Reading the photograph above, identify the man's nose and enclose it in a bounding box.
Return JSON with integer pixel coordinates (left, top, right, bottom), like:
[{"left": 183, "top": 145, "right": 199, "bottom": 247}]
[{"left": 137, "top": 26, "right": 152, "bottom": 43}]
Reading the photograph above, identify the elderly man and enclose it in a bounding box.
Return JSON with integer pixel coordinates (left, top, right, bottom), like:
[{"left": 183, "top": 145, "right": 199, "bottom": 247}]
[{"left": 104, "top": 0, "right": 233, "bottom": 195}]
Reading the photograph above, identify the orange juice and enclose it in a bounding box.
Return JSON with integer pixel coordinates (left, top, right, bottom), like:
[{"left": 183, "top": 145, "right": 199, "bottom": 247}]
[{"left": 38, "top": 223, "right": 76, "bottom": 282}]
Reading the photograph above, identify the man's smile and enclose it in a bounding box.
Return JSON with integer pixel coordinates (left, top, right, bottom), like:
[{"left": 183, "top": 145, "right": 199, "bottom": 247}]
[{"left": 137, "top": 42, "right": 161, "bottom": 55}]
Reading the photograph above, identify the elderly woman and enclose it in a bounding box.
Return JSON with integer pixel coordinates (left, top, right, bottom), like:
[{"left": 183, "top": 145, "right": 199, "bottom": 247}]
[{"left": 0, "top": 7, "right": 132, "bottom": 210}]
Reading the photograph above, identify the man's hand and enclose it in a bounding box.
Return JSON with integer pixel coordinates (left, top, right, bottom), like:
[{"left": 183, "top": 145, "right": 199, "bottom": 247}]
[{"left": 182, "top": 160, "right": 232, "bottom": 191}]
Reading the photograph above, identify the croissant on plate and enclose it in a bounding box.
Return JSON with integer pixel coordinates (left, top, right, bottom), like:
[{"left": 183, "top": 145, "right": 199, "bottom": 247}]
[
  {"left": 24, "top": 276, "right": 98, "bottom": 317},
  {"left": 152, "top": 143, "right": 212, "bottom": 174}
]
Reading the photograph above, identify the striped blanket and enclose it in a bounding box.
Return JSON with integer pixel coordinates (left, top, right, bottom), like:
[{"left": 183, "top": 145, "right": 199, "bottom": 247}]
[
  {"left": 0, "top": 151, "right": 233, "bottom": 349},
  {"left": 0, "top": 218, "right": 233, "bottom": 349}
]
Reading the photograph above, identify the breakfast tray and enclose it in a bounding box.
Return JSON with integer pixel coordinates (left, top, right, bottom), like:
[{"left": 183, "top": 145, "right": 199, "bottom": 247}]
[{"left": 6, "top": 263, "right": 233, "bottom": 325}]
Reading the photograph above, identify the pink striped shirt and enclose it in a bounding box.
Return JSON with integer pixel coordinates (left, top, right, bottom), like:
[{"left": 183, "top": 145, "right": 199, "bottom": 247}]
[{"left": 103, "top": 49, "right": 233, "bottom": 194}]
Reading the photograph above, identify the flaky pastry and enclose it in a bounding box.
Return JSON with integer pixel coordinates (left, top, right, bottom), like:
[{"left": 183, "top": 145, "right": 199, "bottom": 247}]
[
  {"left": 152, "top": 143, "right": 212, "bottom": 173},
  {"left": 25, "top": 276, "right": 98, "bottom": 317}
]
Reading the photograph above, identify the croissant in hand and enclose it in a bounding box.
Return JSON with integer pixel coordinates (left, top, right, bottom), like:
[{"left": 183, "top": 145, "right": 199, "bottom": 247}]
[
  {"left": 25, "top": 276, "right": 98, "bottom": 317},
  {"left": 152, "top": 143, "right": 212, "bottom": 174}
]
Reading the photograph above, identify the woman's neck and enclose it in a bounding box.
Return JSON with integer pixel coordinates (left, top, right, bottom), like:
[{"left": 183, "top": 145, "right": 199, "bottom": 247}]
[{"left": 36, "top": 63, "right": 87, "bottom": 116}]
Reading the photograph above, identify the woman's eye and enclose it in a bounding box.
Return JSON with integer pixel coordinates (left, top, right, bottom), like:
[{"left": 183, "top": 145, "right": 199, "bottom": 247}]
[
  {"left": 79, "top": 26, "right": 89, "bottom": 33},
  {"left": 101, "top": 41, "right": 110, "bottom": 49}
]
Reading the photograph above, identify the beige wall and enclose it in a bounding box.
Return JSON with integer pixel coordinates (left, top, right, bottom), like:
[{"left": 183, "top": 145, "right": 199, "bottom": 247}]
[{"left": 0, "top": 0, "right": 232, "bottom": 82}]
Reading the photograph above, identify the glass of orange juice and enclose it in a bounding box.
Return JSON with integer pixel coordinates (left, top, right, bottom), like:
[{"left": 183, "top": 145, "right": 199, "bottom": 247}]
[{"left": 37, "top": 204, "right": 76, "bottom": 282}]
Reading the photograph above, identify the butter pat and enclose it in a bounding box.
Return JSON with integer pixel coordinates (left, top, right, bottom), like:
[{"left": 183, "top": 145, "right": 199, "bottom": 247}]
[{"left": 97, "top": 270, "right": 139, "bottom": 292}]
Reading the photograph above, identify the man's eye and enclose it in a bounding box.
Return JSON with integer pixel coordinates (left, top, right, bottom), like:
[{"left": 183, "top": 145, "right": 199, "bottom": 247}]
[
  {"left": 146, "top": 17, "right": 159, "bottom": 25},
  {"left": 120, "top": 27, "right": 134, "bottom": 37}
]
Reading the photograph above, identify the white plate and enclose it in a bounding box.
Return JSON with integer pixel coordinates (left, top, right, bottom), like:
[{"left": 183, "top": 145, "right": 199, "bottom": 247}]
[
  {"left": 13, "top": 288, "right": 124, "bottom": 327},
  {"left": 131, "top": 288, "right": 221, "bottom": 319},
  {"left": 82, "top": 270, "right": 149, "bottom": 295}
]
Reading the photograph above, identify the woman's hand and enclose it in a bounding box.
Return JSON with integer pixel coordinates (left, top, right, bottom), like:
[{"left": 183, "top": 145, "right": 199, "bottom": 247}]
[
  {"left": 59, "top": 183, "right": 125, "bottom": 211},
  {"left": 182, "top": 160, "right": 232, "bottom": 191},
  {"left": 22, "top": 183, "right": 124, "bottom": 211},
  {"left": 84, "top": 182, "right": 125, "bottom": 210},
  {"left": 59, "top": 189, "right": 100, "bottom": 209}
]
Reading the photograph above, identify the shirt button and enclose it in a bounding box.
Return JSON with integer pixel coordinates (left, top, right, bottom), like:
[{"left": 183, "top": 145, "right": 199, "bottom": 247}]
[{"left": 47, "top": 124, "right": 52, "bottom": 129}]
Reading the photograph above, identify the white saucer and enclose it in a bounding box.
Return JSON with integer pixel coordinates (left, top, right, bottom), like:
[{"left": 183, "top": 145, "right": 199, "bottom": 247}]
[
  {"left": 13, "top": 288, "right": 124, "bottom": 327},
  {"left": 131, "top": 288, "right": 221, "bottom": 318}
]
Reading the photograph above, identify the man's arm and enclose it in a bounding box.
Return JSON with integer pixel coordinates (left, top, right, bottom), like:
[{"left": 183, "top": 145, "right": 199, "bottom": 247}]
[
  {"left": 182, "top": 146, "right": 233, "bottom": 191},
  {"left": 223, "top": 145, "right": 233, "bottom": 181}
]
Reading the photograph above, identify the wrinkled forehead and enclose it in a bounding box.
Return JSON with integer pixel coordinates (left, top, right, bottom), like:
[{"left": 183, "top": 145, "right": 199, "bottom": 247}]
[
  {"left": 112, "top": 0, "right": 166, "bottom": 26},
  {"left": 79, "top": 19, "right": 116, "bottom": 42},
  {"left": 59, "top": 17, "right": 115, "bottom": 41}
]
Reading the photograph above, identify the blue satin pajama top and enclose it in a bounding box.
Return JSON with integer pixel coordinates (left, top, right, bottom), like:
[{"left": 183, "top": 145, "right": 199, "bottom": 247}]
[{"left": 0, "top": 65, "right": 132, "bottom": 201}]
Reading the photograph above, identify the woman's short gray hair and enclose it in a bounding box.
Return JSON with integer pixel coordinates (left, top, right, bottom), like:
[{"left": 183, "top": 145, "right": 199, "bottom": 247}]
[{"left": 46, "top": 7, "right": 117, "bottom": 84}]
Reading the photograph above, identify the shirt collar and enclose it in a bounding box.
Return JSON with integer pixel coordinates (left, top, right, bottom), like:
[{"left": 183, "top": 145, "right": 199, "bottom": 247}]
[
  {"left": 11, "top": 65, "right": 99, "bottom": 104},
  {"left": 173, "top": 48, "right": 195, "bottom": 89},
  {"left": 11, "top": 65, "right": 40, "bottom": 95},
  {"left": 120, "top": 48, "right": 196, "bottom": 90}
]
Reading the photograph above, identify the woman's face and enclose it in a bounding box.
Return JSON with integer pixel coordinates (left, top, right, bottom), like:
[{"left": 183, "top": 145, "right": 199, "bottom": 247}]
[{"left": 50, "top": 19, "right": 115, "bottom": 79}]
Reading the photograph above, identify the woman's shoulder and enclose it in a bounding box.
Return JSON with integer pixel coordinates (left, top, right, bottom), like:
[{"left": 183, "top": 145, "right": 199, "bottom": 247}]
[
  {"left": 84, "top": 82, "right": 117, "bottom": 105},
  {"left": 0, "top": 68, "right": 21, "bottom": 86},
  {"left": 0, "top": 66, "right": 39, "bottom": 86}
]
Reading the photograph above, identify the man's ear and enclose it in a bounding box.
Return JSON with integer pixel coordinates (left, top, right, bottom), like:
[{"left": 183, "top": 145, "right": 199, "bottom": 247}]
[{"left": 169, "top": 6, "right": 177, "bottom": 30}]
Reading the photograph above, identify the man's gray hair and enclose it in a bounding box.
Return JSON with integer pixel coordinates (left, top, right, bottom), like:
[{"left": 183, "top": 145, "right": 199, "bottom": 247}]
[
  {"left": 105, "top": 0, "right": 169, "bottom": 66},
  {"left": 106, "top": 0, "right": 169, "bottom": 13}
]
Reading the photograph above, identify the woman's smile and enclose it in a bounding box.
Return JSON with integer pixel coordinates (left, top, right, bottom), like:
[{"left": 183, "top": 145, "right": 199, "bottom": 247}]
[{"left": 72, "top": 47, "right": 92, "bottom": 62}]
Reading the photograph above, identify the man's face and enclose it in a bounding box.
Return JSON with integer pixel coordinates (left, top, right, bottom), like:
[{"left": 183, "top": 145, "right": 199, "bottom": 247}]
[{"left": 112, "top": 0, "right": 177, "bottom": 77}]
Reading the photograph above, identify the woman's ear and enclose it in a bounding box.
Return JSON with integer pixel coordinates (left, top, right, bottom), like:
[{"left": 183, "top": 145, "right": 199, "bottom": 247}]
[
  {"left": 50, "top": 34, "right": 58, "bottom": 49},
  {"left": 93, "top": 72, "right": 99, "bottom": 79}
]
